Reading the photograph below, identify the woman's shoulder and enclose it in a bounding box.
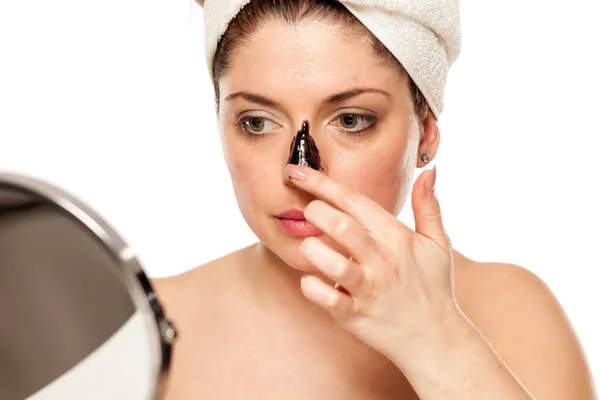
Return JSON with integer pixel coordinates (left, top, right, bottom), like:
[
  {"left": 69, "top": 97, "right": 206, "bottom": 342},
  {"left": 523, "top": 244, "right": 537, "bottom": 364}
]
[
  {"left": 150, "top": 245, "right": 252, "bottom": 320},
  {"left": 453, "top": 250, "right": 550, "bottom": 302},
  {"left": 453, "top": 249, "right": 568, "bottom": 339},
  {"left": 453, "top": 250, "right": 595, "bottom": 397}
]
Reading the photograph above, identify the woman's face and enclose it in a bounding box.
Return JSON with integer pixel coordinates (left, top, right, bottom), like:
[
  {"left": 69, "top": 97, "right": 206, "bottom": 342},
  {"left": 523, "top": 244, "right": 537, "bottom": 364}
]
[{"left": 217, "top": 17, "right": 435, "bottom": 272}]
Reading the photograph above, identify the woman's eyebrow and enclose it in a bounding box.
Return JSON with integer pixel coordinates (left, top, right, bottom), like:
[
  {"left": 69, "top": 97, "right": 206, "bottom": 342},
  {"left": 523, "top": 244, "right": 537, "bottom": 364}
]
[
  {"left": 225, "top": 92, "right": 278, "bottom": 107},
  {"left": 325, "top": 88, "right": 391, "bottom": 104},
  {"left": 224, "top": 87, "right": 390, "bottom": 107}
]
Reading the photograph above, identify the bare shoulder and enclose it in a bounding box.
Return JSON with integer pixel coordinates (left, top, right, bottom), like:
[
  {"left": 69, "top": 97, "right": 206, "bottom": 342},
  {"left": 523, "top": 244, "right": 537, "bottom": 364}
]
[
  {"left": 150, "top": 246, "right": 249, "bottom": 324},
  {"left": 453, "top": 250, "right": 597, "bottom": 399},
  {"left": 148, "top": 248, "right": 255, "bottom": 399}
]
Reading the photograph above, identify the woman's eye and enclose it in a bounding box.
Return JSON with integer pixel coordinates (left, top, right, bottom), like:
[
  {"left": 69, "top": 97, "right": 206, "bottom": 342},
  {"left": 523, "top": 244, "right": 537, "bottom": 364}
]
[
  {"left": 335, "top": 113, "right": 376, "bottom": 135},
  {"left": 340, "top": 114, "right": 358, "bottom": 129},
  {"left": 247, "top": 117, "right": 265, "bottom": 131},
  {"left": 238, "top": 116, "right": 278, "bottom": 135}
]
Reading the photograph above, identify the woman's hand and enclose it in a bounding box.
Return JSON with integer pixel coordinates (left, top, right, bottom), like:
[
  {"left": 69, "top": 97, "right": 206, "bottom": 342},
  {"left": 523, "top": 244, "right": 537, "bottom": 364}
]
[
  {"left": 284, "top": 164, "right": 548, "bottom": 399},
  {"left": 284, "top": 163, "right": 467, "bottom": 367}
]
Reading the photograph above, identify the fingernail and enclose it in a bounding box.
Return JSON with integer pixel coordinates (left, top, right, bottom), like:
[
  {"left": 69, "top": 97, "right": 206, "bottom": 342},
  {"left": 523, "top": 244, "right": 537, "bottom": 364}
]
[
  {"left": 284, "top": 164, "right": 306, "bottom": 180},
  {"left": 426, "top": 166, "right": 437, "bottom": 192}
]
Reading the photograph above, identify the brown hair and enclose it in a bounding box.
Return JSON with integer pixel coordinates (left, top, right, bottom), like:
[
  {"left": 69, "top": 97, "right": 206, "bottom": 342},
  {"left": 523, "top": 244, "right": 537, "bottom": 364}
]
[{"left": 211, "top": 0, "right": 429, "bottom": 120}]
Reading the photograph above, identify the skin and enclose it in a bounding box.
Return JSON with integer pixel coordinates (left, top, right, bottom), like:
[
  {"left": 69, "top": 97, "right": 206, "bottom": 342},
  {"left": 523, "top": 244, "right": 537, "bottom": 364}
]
[{"left": 153, "top": 17, "right": 597, "bottom": 399}]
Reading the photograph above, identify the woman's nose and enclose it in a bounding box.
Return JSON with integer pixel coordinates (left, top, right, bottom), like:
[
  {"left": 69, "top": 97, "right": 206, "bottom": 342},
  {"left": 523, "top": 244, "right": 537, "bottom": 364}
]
[{"left": 286, "top": 120, "right": 324, "bottom": 172}]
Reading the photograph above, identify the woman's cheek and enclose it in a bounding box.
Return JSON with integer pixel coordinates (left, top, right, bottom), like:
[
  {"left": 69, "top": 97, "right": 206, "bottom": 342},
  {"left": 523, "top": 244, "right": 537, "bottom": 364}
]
[
  {"left": 329, "top": 154, "right": 401, "bottom": 216},
  {"left": 229, "top": 150, "right": 284, "bottom": 209},
  {"left": 330, "top": 148, "right": 408, "bottom": 215},
  {"left": 230, "top": 156, "right": 263, "bottom": 197}
]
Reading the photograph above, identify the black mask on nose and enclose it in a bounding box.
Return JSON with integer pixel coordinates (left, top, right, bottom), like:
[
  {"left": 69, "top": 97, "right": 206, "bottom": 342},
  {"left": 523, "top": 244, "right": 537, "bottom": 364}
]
[{"left": 286, "top": 120, "right": 323, "bottom": 171}]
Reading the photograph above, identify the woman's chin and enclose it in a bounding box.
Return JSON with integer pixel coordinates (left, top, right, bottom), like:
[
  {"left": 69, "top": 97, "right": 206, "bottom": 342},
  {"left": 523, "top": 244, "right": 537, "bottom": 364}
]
[
  {"left": 258, "top": 227, "right": 334, "bottom": 273},
  {"left": 288, "top": 259, "right": 320, "bottom": 273},
  {"left": 281, "top": 248, "right": 318, "bottom": 272},
  {"left": 275, "top": 240, "right": 321, "bottom": 273}
]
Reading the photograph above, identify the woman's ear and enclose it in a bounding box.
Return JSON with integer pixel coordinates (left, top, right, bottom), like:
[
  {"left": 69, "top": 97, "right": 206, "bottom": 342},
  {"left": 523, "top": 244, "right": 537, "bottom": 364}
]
[{"left": 417, "top": 108, "right": 441, "bottom": 168}]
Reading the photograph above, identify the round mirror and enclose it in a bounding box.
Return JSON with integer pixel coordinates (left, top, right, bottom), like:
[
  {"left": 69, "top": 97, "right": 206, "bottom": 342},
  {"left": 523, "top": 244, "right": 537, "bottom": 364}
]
[{"left": 0, "top": 172, "right": 176, "bottom": 400}]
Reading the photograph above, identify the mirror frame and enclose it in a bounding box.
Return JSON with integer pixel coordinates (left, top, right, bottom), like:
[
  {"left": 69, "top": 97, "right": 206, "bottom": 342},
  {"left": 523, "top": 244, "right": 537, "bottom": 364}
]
[{"left": 0, "top": 172, "right": 176, "bottom": 399}]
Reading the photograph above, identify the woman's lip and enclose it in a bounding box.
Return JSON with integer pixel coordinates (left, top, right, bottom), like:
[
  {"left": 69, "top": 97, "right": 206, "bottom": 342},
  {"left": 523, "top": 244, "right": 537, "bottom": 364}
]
[
  {"left": 277, "top": 218, "right": 322, "bottom": 237},
  {"left": 276, "top": 209, "right": 322, "bottom": 236},
  {"left": 276, "top": 208, "right": 305, "bottom": 220}
]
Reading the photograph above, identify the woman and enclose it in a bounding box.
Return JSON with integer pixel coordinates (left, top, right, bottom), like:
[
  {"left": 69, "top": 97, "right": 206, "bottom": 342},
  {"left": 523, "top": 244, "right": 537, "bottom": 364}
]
[{"left": 153, "top": 0, "right": 597, "bottom": 398}]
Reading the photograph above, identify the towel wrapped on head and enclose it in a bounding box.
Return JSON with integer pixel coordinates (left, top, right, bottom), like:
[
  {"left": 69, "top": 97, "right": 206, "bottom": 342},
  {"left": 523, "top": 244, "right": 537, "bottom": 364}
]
[{"left": 198, "top": 0, "right": 461, "bottom": 119}]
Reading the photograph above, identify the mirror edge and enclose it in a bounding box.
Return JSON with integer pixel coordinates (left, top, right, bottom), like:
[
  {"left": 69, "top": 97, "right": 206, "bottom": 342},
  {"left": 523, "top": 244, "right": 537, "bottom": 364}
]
[{"left": 0, "top": 172, "right": 176, "bottom": 399}]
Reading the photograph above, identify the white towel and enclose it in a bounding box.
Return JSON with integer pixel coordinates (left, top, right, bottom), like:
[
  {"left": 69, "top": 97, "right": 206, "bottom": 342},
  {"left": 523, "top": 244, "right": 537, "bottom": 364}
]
[{"left": 198, "top": 0, "right": 461, "bottom": 118}]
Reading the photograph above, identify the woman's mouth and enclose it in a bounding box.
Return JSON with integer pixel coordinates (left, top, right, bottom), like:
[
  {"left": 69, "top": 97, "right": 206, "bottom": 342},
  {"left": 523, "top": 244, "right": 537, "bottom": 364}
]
[{"left": 276, "top": 209, "right": 322, "bottom": 237}]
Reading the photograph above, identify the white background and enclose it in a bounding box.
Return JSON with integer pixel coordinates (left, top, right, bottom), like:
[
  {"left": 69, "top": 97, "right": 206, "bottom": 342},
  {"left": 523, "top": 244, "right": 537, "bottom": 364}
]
[{"left": 1, "top": 0, "right": 599, "bottom": 390}]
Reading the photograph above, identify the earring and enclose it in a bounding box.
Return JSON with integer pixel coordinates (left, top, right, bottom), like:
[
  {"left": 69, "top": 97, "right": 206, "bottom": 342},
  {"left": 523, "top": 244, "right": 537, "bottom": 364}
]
[{"left": 420, "top": 154, "right": 430, "bottom": 163}]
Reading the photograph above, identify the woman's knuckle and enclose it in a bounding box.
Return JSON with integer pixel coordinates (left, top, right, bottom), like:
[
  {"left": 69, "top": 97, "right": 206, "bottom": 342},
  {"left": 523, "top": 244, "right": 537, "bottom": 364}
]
[
  {"left": 334, "top": 257, "right": 350, "bottom": 278},
  {"left": 341, "top": 190, "right": 361, "bottom": 208},
  {"left": 333, "top": 216, "right": 354, "bottom": 237},
  {"left": 327, "top": 291, "right": 340, "bottom": 307},
  {"left": 428, "top": 199, "right": 442, "bottom": 217}
]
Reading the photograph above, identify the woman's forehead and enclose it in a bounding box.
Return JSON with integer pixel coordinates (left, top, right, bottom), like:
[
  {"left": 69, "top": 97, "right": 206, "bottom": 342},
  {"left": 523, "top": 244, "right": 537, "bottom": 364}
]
[{"left": 224, "top": 18, "right": 402, "bottom": 93}]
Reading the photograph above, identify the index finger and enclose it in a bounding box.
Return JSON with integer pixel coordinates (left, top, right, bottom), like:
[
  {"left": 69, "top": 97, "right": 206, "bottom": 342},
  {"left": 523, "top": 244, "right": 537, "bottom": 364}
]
[{"left": 283, "top": 164, "right": 410, "bottom": 237}]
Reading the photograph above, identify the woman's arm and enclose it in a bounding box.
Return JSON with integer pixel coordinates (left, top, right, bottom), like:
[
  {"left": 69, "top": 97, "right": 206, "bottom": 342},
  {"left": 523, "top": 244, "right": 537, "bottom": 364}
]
[
  {"left": 285, "top": 164, "right": 597, "bottom": 400},
  {"left": 398, "top": 263, "right": 598, "bottom": 400},
  {"left": 390, "top": 308, "right": 535, "bottom": 399}
]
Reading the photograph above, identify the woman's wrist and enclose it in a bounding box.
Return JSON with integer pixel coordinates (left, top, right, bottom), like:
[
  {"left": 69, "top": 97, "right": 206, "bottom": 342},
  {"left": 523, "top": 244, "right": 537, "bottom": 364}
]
[
  {"left": 389, "top": 305, "right": 533, "bottom": 399},
  {"left": 389, "top": 303, "right": 475, "bottom": 372}
]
